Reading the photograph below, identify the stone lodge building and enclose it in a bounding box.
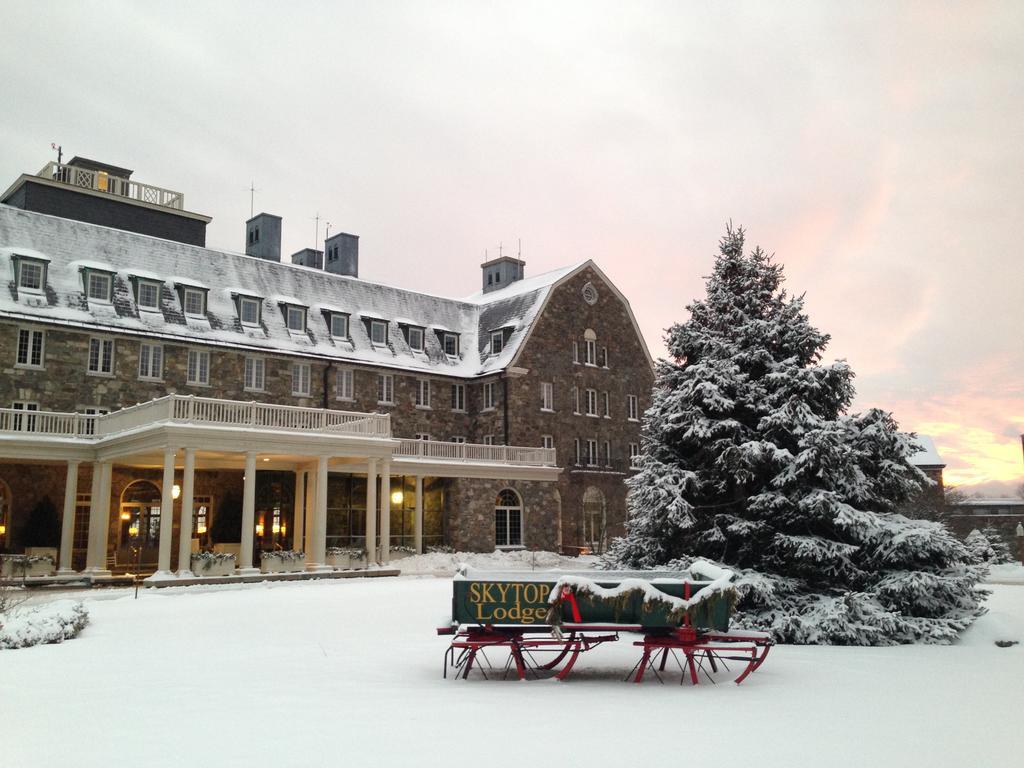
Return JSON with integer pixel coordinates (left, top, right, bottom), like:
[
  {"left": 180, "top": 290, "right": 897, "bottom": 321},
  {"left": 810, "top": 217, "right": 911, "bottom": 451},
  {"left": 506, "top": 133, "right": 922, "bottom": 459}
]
[{"left": 0, "top": 157, "right": 653, "bottom": 577}]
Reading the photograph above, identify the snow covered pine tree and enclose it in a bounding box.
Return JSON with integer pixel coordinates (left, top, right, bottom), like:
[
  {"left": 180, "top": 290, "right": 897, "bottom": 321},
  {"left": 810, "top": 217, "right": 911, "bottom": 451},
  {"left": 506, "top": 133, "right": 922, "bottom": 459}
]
[{"left": 608, "top": 224, "right": 986, "bottom": 645}]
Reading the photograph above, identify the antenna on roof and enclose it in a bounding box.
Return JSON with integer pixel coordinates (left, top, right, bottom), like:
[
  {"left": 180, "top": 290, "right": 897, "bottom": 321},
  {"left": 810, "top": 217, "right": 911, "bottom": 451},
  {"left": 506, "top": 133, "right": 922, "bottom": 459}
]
[
  {"left": 498, "top": 241, "right": 503, "bottom": 259},
  {"left": 311, "top": 212, "right": 321, "bottom": 248},
  {"left": 246, "top": 181, "right": 260, "bottom": 218},
  {"left": 50, "top": 143, "right": 63, "bottom": 165},
  {"left": 518, "top": 238, "right": 522, "bottom": 258}
]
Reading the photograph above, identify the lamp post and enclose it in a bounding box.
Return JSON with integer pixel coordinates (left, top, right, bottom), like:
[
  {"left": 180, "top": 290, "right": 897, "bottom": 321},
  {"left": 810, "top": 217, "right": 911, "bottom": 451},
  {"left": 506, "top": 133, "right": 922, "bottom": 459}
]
[{"left": 1016, "top": 522, "right": 1023, "bottom": 566}]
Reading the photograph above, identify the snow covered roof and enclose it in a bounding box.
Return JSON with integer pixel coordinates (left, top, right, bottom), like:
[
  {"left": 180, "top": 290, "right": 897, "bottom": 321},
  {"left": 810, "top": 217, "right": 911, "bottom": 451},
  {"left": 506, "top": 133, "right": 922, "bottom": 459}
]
[
  {"left": 907, "top": 435, "right": 945, "bottom": 468},
  {"left": 0, "top": 205, "right": 590, "bottom": 379}
]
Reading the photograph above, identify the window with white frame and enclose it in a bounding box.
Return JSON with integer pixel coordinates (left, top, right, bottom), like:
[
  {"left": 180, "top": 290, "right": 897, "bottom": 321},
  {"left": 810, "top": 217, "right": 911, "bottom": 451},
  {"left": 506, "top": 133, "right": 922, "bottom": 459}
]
[
  {"left": 572, "top": 340, "right": 579, "bottom": 364},
  {"left": 17, "top": 259, "right": 44, "bottom": 292},
  {"left": 415, "top": 378, "right": 431, "bottom": 408},
  {"left": 244, "top": 357, "right": 265, "bottom": 391},
  {"left": 16, "top": 328, "right": 44, "bottom": 368},
  {"left": 292, "top": 362, "right": 311, "bottom": 396},
  {"left": 604, "top": 441, "right": 611, "bottom": 465},
  {"left": 629, "top": 442, "right": 640, "bottom": 466},
  {"left": 541, "top": 382, "right": 553, "bottom": 411},
  {"left": 584, "top": 330, "right": 597, "bottom": 365},
  {"left": 370, "top": 320, "right": 388, "bottom": 346},
  {"left": 286, "top": 306, "right": 306, "bottom": 333},
  {"left": 601, "top": 346, "right": 609, "bottom": 368},
  {"left": 330, "top": 313, "right": 349, "bottom": 339},
  {"left": 377, "top": 373, "right": 394, "bottom": 404},
  {"left": 451, "top": 383, "right": 465, "bottom": 411},
  {"left": 81, "top": 406, "right": 109, "bottom": 416},
  {"left": 627, "top": 394, "right": 639, "bottom": 421},
  {"left": 451, "top": 436, "right": 466, "bottom": 444},
  {"left": 87, "top": 337, "right": 114, "bottom": 376},
  {"left": 407, "top": 326, "right": 424, "bottom": 352},
  {"left": 482, "top": 382, "right": 496, "bottom": 410},
  {"left": 86, "top": 272, "right": 112, "bottom": 302},
  {"left": 183, "top": 288, "right": 206, "bottom": 317},
  {"left": 413, "top": 432, "right": 431, "bottom": 441},
  {"left": 442, "top": 332, "right": 459, "bottom": 357},
  {"left": 574, "top": 438, "right": 581, "bottom": 464},
  {"left": 482, "top": 434, "right": 494, "bottom": 445},
  {"left": 602, "top": 391, "right": 610, "bottom": 418},
  {"left": 495, "top": 489, "right": 523, "bottom": 547},
  {"left": 542, "top": 435, "right": 554, "bottom": 450},
  {"left": 138, "top": 343, "right": 163, "bottom": 380},
  {"left": 187, "top": 349, "right": 210, "bottom": 386},
  {"left": 585, "top": 388, "right": 598, "bottom": 416},
  {"left": 586, "top": 439, "right": 598, "bottom": 467},
  {"left": 239, "top": 296, "right": 261, "bottom": 326},
  {"left": 572, "top": 386, "right": 580, "bottom": 414},
  {"left": 11, "top": 400, "right": 39, "bottom": 432},
  {"left": 336, "top": 368, "right": 354, "bottom": 400},
  {"left": 490, "top": 330, "right": 504, "bottom": 355},
  {"left": 137, "top": 280, "right": 160, "bottom": 311}
]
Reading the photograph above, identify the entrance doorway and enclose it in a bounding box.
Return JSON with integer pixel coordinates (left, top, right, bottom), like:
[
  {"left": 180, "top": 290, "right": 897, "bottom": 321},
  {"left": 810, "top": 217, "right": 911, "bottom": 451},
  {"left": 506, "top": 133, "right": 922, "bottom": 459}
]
[{"left": 117, "top": 480, "right": 162, "bottom": 570}]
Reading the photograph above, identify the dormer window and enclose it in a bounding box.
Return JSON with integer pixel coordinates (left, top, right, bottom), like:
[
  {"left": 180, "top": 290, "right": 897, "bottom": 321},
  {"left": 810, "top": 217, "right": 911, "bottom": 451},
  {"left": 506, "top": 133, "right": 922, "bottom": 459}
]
[
  {"left": 238, "top": 296, "right": 261, "bottom": 326},
  {"left": 285, "top": 306, "right": 307, "bottom": 333},
  {"left": 330, "top": 313, "right": 349, "bottom": 339},
  {"left": 490, "top": 329, "right": 506, "bottom": 356},
  {"left": 182, "top": 288, "right": 206, "bottom": 317},
  {"left": 407, "top": 326, "right": 424, "bottom": 352},
  {"left": 370, "top": 319, "right": 388, "bottom": 346},
  {"left": 136, "top": 280, "right": 161, "bottom": 311},
  {"left": 86, "top": 271, "right": 113, "bottom": 303},
  {"left": 16, "top": 259, "right": 45, "bottom": 292},
  {"left": 441, "top": 332, "right": 459, "bottom": 358}
]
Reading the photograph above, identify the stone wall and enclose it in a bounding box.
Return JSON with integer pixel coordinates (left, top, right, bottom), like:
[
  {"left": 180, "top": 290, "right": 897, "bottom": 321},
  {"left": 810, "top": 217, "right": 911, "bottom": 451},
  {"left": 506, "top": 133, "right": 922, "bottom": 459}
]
[{"left": 446, "top": 478, "right": 560, "bottom": 552}]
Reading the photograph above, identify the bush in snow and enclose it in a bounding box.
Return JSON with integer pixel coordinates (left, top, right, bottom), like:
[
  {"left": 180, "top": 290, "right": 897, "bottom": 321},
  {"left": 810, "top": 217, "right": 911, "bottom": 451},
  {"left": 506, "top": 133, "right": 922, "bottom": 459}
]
[
  {"left": 0, "top": 599, "right": 88, "bottom": 650},
  {"left": 607, "top": 224, "right": 986, "bottom": 645},
  {"left": 964, "top": 529, "right": 995, "bottom": 564}
]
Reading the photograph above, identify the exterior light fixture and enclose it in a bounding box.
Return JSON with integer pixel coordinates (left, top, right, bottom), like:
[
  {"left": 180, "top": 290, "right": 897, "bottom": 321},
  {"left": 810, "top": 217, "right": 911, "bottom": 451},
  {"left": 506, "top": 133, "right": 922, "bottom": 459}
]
[
  {"left": 128, "top": 522, "right": 140, "bottom": 537},
  {"left": 255, "top": 523, "right": 264, "bottom": 536},
  {"left": 172, "top": 484, "right": 181, "bottom": 500},
  {"left": 391, "top": 490, "right": 404, "bottom": 505},
  {"left": 120, "top": 510, "right": 132, "bottom": 521}
]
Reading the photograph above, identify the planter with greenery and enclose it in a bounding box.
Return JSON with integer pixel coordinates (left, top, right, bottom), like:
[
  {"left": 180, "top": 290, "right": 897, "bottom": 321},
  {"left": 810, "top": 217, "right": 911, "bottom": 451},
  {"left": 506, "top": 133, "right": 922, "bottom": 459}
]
[
  {"left": 260, "top": 550, "right": 306, "bottom": 573},
  {"left": 326, "top": 547, "right": 366, "bottom": 569},
  {"left": 389, "top": 545, "right": 416, "bottom": 561},
  {"left": 190, "top": 551, "right": 236, "bottom": 577},
  {"left": 0, "top": 554, "right": 56, "bottom": 578}
]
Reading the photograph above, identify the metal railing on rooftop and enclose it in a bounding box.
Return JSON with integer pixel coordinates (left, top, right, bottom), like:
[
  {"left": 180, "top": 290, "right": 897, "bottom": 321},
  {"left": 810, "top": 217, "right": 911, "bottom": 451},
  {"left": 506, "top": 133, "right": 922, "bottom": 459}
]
[{"left": 38, "top": 161, "right": 185, "bottom": 210}]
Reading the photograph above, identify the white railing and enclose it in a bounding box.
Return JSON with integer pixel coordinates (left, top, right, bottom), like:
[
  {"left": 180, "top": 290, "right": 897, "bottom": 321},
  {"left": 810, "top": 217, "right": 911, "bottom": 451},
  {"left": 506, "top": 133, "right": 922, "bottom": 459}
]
[
  {"left": 0, "top": 408, "right": 98, "bottom": 438},
  {"left": 395, "top": 438, "right": 557, "bottom": 467},
  {"left": 172, "top": 396, "right": 391, "bottom": 438},
  {"left": 38, "top": 161, "right": 185, "bottom": 210}
]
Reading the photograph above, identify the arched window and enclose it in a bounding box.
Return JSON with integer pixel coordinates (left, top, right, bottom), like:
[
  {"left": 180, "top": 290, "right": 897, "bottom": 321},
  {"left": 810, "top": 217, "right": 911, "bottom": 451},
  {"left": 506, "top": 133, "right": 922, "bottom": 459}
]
[
  {"left": 583, "top": 328, "right": 597, "bottom": 365},
  {"left": 0, "top": 479, "right": 12, "bottom": 550},
  {"left": 582, "top": 486, "right": 606, "bottom": 554},
  {"left": 495, "top": 489, "right": 522, "bottom": 547}
]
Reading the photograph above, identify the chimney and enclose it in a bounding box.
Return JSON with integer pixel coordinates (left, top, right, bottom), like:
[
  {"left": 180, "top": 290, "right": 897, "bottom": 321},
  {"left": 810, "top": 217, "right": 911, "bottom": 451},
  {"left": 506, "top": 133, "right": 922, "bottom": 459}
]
[
  {"left": 481, "top": 256, "right": 525, "bottom": 293},
  {"left": 291, "top": 248, "right": 324, "bottom": 270},
  {"left": 245, "top": 213, "right": 282, "bottom": 262},
  {"left": 324, "top": 232, "right": 359, "bottom": 277}
]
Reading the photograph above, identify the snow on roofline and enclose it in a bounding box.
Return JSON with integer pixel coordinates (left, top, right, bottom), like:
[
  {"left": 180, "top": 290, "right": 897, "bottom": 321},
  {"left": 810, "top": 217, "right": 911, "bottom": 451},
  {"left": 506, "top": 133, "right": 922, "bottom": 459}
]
[{"left": 907, "top": 434, "right": 944, "bottom": 467}]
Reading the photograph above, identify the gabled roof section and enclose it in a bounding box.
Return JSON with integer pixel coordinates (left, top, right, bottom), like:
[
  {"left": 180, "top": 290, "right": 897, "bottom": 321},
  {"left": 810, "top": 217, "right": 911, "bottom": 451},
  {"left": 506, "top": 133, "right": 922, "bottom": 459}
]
[
  {"left": 907, "top": 434, "right": 945, "bottom": 468},
  {"left": 0, "top": 206, "right": 643, "bottom": 378}
]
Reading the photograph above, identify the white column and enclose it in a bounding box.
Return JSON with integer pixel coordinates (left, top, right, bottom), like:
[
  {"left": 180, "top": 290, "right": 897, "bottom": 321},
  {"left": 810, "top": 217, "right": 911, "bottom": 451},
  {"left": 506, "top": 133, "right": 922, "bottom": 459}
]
[
  {"left": 58, "top": 460, "right": 81, "bottom": 574},
  {"left": 293, "top": 469, "right": 306, "bottom": 554},
  {"left": 307, "top": 456, "right": 329, "bottom": 571},
  {"left": 177, "top": 448, "right": 196, "bottom": 576},
  {"left": 304, "top": 467, "right": 316, "bottom": 567},
  {"left": 414, "top": 475, "right": 424, "bottom": 555},
  {"left": 379, "top": 461, "right": 390, "bottom": 564},
  {"left": 239, "top": 451, "right": 257, "bottom": 572},
  {"left": 85, "top": 461, "right": 112, "bottom": 574},
  {"left": 365, "top": 459, "right": 377, "bottom": 563},
  {"left": 155, "top": 449, "right": 176, "bottom": 574}
]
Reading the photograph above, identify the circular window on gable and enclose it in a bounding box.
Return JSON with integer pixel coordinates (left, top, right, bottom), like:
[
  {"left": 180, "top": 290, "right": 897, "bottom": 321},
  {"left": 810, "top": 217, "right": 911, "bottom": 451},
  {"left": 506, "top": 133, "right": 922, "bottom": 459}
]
[{"left": 582, "top": 282, "right": 598, "bottom": 305}]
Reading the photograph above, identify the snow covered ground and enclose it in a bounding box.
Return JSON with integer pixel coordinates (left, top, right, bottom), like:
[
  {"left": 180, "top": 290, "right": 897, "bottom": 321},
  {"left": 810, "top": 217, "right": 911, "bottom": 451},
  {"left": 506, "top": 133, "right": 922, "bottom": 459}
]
[{"left": 2, "top": 568, "right": 1021, "bottom": 768}]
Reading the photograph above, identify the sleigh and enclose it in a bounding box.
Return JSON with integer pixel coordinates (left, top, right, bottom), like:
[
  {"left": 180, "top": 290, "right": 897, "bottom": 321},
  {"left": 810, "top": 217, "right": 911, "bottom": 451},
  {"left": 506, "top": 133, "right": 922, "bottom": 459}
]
[{"left": 437, "top": 560, "right": 773, "bottom": 685}]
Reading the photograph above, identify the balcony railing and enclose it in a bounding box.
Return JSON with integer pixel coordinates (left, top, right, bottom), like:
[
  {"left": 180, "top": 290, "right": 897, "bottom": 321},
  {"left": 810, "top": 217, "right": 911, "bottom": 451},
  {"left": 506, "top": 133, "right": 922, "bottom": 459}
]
[
  {"left": 96, "top": 395, "right": 392, "bottom": 438},
  {"left": 0, "top": 408, "right": 98, "bottom": 437},
  {"left": 395, "top": 438, "right": 556, "bottom": 467},
  {"left": 38, "top": 161, "right": 185, "bottom": 210}
]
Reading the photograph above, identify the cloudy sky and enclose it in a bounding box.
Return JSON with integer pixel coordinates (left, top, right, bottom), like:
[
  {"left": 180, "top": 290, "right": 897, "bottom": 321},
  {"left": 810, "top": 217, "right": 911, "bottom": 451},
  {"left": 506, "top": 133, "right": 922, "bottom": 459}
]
[{"left": 2, "top": 1, "right": 1021, "bottom": 493}]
